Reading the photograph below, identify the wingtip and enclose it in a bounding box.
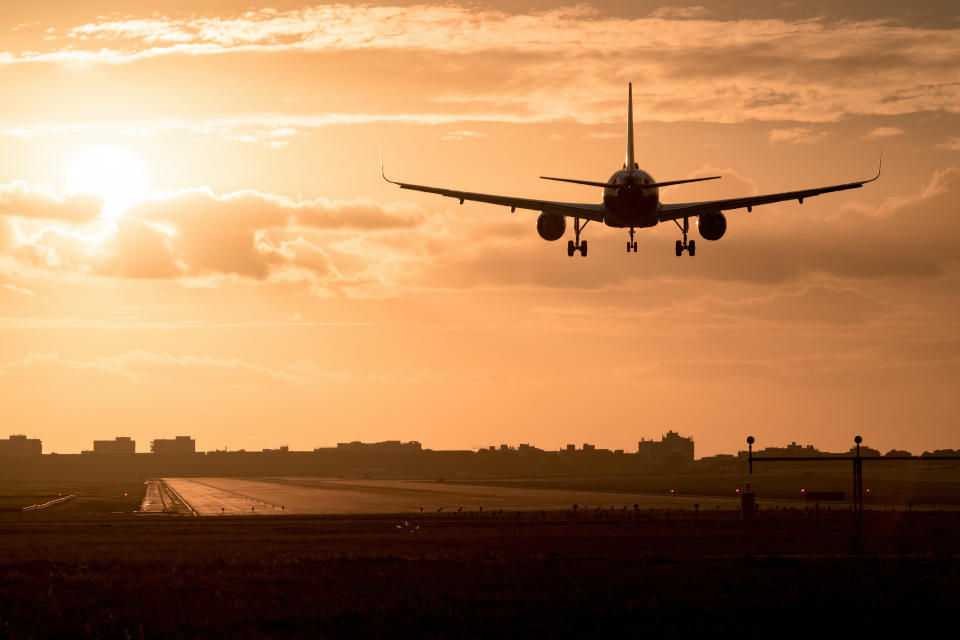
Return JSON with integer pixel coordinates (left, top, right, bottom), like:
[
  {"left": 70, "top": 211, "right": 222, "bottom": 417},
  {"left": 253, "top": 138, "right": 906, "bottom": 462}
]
[
  {"left": 379, "top": 149, "right": 389, "bottom": 182},
  {"left": 869, "top": 147, "right": 883, "bottom": 182}
]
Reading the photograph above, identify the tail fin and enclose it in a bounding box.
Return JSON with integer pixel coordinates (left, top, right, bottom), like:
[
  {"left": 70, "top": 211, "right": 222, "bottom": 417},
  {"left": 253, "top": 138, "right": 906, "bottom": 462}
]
[{"left": 625, "top": 83, "right": 635, "bottom": 170}]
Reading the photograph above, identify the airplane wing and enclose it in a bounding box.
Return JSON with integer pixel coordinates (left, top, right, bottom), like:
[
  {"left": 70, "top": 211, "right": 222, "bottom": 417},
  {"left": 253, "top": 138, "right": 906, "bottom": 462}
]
[
  {"left": 657, "top": 157, "right": 882, "bottom": 222},
  {"left": 381, "top": 161, "right": 606, "bottom": 222}
]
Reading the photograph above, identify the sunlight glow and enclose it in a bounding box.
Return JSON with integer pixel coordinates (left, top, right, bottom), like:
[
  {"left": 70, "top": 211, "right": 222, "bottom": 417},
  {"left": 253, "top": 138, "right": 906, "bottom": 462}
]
[{"left": 67, "top": 148, "right": 146, "bottom": 219}]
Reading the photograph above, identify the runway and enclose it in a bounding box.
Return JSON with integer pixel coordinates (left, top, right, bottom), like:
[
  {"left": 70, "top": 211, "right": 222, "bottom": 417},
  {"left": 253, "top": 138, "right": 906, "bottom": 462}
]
[{"left": 160, "top": 477, "right": 741, "bottom": 516}]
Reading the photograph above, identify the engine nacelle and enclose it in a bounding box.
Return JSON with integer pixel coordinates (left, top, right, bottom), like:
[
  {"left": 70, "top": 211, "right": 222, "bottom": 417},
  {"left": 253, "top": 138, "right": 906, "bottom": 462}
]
[
  {"left": 697, "top": 212, "right": 727, "bottom": 241},
  {"left": 536, "top": 212, "right": 566, "bottom": 241}
]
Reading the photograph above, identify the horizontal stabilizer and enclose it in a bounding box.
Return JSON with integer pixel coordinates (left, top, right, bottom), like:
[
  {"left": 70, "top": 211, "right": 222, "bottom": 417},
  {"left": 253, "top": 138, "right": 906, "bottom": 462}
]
[
  {"left": 539, "top": 176, "right": 620, "bottom": 189},
  {"left": 540, "top": 175, "right": 722, "bottom": 190}
]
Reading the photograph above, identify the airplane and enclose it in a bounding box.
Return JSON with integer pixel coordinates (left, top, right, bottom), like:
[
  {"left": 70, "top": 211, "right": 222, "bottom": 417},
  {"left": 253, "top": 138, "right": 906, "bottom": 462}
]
[{"left": 382, "top": 83, "right": 881, "bottom": 257}]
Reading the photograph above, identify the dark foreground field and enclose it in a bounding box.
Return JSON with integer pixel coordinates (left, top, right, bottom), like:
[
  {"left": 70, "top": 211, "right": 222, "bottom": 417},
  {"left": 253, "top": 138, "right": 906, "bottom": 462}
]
[{"left": 1, "top": 509, "right": 959, "bottom": 638}]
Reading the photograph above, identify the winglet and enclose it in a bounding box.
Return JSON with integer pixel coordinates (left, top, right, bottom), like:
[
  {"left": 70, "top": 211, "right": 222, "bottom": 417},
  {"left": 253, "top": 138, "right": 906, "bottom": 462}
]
[
  {"left": 862, "top": 147, "right": 883, "bottom": 184},
  {"left": 379, "top": 149, "right": 398, "bottom": 185}
]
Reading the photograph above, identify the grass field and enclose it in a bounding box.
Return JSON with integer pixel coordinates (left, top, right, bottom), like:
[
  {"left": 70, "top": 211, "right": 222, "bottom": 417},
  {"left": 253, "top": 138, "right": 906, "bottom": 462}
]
[
  {"left": 1, "top": 506, "right": 958, "bottom": 638},
  {"left": 0, "top": 481, "right": 146, "bottom": 514}
]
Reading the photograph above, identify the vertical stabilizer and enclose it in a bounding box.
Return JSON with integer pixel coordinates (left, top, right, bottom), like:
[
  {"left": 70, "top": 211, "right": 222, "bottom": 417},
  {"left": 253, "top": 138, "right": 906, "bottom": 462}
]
[{"left": 625, "top": 83, "right": 635, "bottom": 170}]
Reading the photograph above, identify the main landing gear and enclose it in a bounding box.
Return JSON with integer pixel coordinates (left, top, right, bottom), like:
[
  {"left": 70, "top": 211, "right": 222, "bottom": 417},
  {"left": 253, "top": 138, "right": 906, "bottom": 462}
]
[
  {"left": 626, "top": 227, "right": 638, "bottom": 253},
  {"left": 567, "top": 217, "right": 589, "bottom": 257},
  {"left": 674, "top": 216, "right": 696, "bottom": 257}
]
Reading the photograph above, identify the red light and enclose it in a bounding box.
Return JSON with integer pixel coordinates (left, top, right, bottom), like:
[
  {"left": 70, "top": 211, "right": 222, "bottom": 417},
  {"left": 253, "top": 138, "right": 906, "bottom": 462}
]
[
  {"left": 866, "top": 488, "right": 871, "bottom": 493},
  {"left": 801, "top": 488, "right": 805, "bottom": 493},
  {"left": 123, "top": 492, "right": 128, "bottom": 497},
  {"left": 669, "top": 489, "right": 675, "bottom": 494},
  {"left": 735, "top": 489, "right": 740, "bottom": 493},
  {"left": 58, "top": 493, "right": 62, "bottom": 497}
]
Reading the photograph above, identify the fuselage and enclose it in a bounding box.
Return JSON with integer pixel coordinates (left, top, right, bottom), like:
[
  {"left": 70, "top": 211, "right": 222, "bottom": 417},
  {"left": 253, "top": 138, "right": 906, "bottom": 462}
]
[{"left": 601, "top": 168, "right": 660, "bottom": 228}]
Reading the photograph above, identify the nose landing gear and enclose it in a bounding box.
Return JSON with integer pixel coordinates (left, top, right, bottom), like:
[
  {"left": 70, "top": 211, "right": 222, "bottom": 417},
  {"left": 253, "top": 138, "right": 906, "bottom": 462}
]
[
  {"left": 626, "top": 227, "right": 638, "bottom": 253},
  {"left": 673, "top": 216, "right": 696, "bottom": 256},
  {"left": 567, "top": 217, "right": 590, "bottom": 257}
]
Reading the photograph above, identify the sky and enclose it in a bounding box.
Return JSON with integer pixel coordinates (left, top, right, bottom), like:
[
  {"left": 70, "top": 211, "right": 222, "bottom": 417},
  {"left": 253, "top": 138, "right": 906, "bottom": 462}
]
[{"left": 0, "top": 1, "right": 957, "bottom": 455}]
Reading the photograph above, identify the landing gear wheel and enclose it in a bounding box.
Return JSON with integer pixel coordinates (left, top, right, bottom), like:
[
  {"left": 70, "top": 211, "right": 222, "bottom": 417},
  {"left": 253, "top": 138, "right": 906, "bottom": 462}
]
[
  {"left": 688, "top": 240, "right": 696, "bottom": 257},
  {"left": 567, "top": 240, "right": 575, "bottom": 257},
  {"left": 580, "top": 240, "right": 588, "bottom": 257},
  {"left": 675, "top": 240, "right": 683, "bottom": 257},
  {"left": 626, "top": 241, "right": 637, "bottom": 253}
]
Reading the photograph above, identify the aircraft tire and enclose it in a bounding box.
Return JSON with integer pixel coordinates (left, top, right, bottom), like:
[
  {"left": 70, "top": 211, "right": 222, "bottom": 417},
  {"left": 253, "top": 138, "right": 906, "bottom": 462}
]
[
  {"left": 689, "top": 240, "right": 696, "bottom": 256},
  {"left": 675, "top": 240, "right": 683, "bottom": 256}
]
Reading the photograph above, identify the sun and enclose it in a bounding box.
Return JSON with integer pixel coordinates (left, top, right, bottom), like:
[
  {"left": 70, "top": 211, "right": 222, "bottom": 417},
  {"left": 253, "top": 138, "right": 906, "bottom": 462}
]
[{"left": 67, "top": 147, "right": 146, "bottom": 220}]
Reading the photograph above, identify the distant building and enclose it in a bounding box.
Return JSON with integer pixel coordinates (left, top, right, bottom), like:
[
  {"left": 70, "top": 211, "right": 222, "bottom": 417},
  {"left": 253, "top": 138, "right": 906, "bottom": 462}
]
[
  {"left": 92, "top": 437, "right": 135, "bottom": 454},
  {"left": 844, "top": 444, "right": 882, "bottom": 457},
  {"left": 150, "top": 436, "right": 196, "bottom": 455},
  {"left": 697, "top": 453, "right": 740, "bottom": 472},
  {"left": 884, "top": 449, "right": 913, "bottom": 458},
  {"left": 517, "top": 443, "right": 544, "bottom": 456},
  {"left": 638, "top": 431, "right": 694, "bottom": 469},
  {"left": 333, "top": 440, "right": 422, "bottom": 453},
  {"left": 0, "top": 434, "right": 42, "bottom": 457},
  {"left": 753, "top": 441, "right": 821, "bottom": 458}
]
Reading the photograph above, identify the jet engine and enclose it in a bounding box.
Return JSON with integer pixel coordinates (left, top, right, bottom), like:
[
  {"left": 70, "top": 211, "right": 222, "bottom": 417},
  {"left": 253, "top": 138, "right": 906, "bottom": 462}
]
[
  {"left": 536, "top": 212, "right": 566, "bottom": 241},
  {"left": 697, "top": 212, "right": 726, "bottom": 241}
]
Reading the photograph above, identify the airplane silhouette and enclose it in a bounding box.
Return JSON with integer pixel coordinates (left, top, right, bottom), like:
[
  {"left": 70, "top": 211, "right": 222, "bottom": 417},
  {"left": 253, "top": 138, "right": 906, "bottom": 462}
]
[{"left": 382, "top": 84, "right": 881, "bottom": 257}]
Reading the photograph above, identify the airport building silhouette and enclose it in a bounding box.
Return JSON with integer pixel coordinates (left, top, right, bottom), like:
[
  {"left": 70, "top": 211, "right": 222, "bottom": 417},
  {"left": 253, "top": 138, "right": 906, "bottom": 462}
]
[
  {"left": 0, "top": 434, "right": 42, "bottom": 457},
  {"left": 2, "top": 432, "right": 954, "bottom": 483}
]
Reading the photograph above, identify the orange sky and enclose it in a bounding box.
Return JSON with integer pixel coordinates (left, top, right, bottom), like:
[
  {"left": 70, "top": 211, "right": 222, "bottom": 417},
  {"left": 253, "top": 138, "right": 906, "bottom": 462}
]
[{"left": 1, "top": 1, "right": 958, "bottom": 455}]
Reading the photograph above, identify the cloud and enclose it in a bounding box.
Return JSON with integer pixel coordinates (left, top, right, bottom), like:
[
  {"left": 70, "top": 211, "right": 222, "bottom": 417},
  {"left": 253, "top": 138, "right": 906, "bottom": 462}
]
[
  {"left": 767, "top": 127, "right": 827, "bottom": 145},
  {"left": 0, "top": 351, "right": 315, "bottom": 385},
  {"left": 650, "top": 6, "right": 710, "bottom": 20},
  {"left": 441, "top": 130, "right": 488, "bottom": 141},
  {"left": 116, "top": 188, "right": 425, "bottom": 280},
  {"left": 0, "top": 350, "right": 506, "bottom": 387},
  {"left": 686, "top": 166, "right": 960, "bottom": 283},
  {"left": 3, "top": 166, "right": 958, "bottom": 294},
  {"left": 95, "top": 217, "right": 180, "bottom": 279},
  {"left": 0, "top": 128, "right": 35, "bottom": 139},
  {"left": 1, "top": 7, "right": 957, "bottom": 125},
  {"left": 1, "top": 282, "right": 35, "bottom": 297},
  {"left": 0, "top": 182, "right": 427, "bottom": 290},
  {"left": 866, "top": 126, "right": 905, "bottom": 138},
  {"left": 936, "top": 137, "right": 960, "bottom": 151},
  {"left": 0, "top": 181, "right": 103, "bottom": 222},
  {"left": 423, "top": 166, "right": 960, "bottom": 289}
]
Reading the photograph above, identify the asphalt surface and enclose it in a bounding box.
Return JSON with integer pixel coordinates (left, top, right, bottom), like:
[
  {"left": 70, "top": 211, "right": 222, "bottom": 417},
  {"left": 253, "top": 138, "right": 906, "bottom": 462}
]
[
  {"left": 160, "top": 476, "right": 743, "bottom": 515},
  {"left": 139, "top": 480, "right": 165, "bottom": 513}
]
